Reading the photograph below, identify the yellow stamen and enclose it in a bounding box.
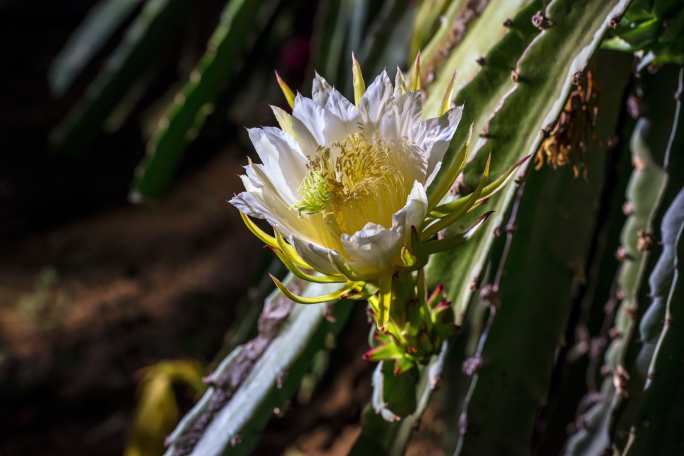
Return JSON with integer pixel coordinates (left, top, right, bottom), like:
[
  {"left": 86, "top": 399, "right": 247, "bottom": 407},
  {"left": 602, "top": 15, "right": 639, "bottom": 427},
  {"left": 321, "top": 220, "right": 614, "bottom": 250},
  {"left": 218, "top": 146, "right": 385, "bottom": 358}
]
[{"left": 293, "top": 133, "right": 415, "bottom": 235}]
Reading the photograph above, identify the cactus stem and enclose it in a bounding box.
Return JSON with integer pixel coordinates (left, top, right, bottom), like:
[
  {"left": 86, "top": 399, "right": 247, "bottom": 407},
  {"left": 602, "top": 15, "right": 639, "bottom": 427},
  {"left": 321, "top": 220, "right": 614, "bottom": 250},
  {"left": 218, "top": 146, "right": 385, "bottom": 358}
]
[{"left": 664, "top": 68, "right": 683, "bottom": 171}]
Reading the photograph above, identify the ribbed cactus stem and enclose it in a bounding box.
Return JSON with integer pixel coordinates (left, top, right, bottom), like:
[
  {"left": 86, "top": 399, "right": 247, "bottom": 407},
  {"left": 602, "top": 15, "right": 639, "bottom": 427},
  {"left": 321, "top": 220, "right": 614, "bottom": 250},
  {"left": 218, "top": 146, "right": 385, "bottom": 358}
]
[
  {"left": 629, "top": 190, "right": 684, "bottom": 455},
  {"left": 50, "top": 0, "right": 191, "bottom": 153},
  {"left": 132, "top": 0, "right": 278, "bottom": 200},
  {"left": 563, "top": 119, "right": 668, "bottom": 456},
  {"left": 163, "top": 278, "right": 352, "bottom": 456}
]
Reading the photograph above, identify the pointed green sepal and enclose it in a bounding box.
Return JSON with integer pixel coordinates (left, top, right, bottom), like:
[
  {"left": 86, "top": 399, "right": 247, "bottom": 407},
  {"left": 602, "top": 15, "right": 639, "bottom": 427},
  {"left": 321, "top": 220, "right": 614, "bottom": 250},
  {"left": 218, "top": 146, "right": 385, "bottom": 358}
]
[
  {"left": 270, "top": 247, "right": 345, "bottom": 286},
  {"left": 393, "top": 356, "right": 416, "bottom": 375},
  {"left": 363, "top": 342, "right": 403, "bottom": 362},
  {"left": 275, "top": 71, "right": 295, "bottom": 109},
  {"left": 352, "top": 53, "right": 365, "bottom": 106},
  {"left": 330, "top": 254, "right": 365, "bottom": 282},
  {"left": 477, "top": 154, "right": 531, "bottom": 203},
  {"left": 427, "top": 123, "right": 473, "bottom": 209},
  {"left": 240, "top": 211, "right": 311, "bottom": 270},
  {"left": 440, "top": 71, "right": 457, "bottom": 116},
  {"left": 270, "top": 274, "right": 355, "bottom": 304},
  {"left": 377, "top": 274, "right": 393, "bottom": 328},
  {"left": 423, "top": 181, "right": 484, "bottom": 240},
  {"left": 239, "top": 211, "right": 277, "bottom": 249},
  {"left": 422, "top": 211, "right": 494, "bottom": 254},
  {"left": 409, "top": 51, "right": 422, "bottom": 92}
]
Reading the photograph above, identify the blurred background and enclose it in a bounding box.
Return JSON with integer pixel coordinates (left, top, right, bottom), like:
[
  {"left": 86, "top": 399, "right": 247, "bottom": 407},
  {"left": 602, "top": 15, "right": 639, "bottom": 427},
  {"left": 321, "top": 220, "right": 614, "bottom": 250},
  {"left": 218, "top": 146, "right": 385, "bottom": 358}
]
[{"left": 0, "top": 0, "right": 421, "bottom": 454}]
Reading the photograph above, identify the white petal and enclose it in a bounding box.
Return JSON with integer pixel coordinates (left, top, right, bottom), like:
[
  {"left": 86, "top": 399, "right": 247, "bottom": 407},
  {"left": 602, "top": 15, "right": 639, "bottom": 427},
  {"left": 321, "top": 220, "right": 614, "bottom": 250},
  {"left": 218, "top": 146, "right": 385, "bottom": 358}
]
[
  {"left": 379, "top": 92, "right": 423, "bottom": 142},
  {"left": 393, "top": 67, "right": 408, "bottom": 97},
  {"left": 420, "top": 106, "right": 463, "bottom": 177},
  {"left": 341, "top": 222, "right": 403, "bottom": 278},
  {"left": 359, "top": 70, "right": 394, "bottom": 124},
  {"left": 312, "top": 73, "right": 359, "bottom": 122},
  {"left": 292, "top": 94, "right": 354, "bottom": 146},
  {"left": 290, "top": 236, "right": 341, "bottom": 276},
  {"left": 340, "top": 181, "right": 428, "bottom": 277},
  {"left": 230, "top": 164, "right": 313, "bottom": 242},
  {"left": 247, "top": 127, "right": 307, "bottom": 205},
  {"left": 271, "top": 105, "right": 319, "bottom": 157},
  {"left": 393, "top": 180, "right": 429, "bottom": 234}
]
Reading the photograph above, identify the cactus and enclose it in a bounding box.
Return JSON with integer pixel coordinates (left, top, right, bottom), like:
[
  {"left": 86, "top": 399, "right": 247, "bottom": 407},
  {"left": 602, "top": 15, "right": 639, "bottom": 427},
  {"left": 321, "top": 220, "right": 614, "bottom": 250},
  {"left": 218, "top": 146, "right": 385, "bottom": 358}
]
[
  {"left": 428, "top": 0, "right": 632, "bottom": 322},
  {"left": 46, "top": 0, "right": 684, "bottom": 453},
  {"left": 132, "top": 0, "right": 279, "bottom": 201},
  {"left": 163, "top": 278, "right": 352, "bottom": 456},
  {"left": 50, "top": 0, "right": 191, "bottom": 153},
  {"left": 48, "top": 0, "right": 141, "bottom": 96},
  {"left": 166, "top": 0, "right": 664, "bottom": 453},
  {"left": 628, "top": 190, "right": 684, "bottom": 454},
  {"left": 564, "top": 66, "right": 684, "bottom": 456},
  {"left": 350, "top": 344, "right": 447, "bottom": 455},
  {"left": 421, "top": 0, "right": 536, "bottom": 118},
  {"left": 563, "top": 119, "right": 668, "bottom": 456},
  {"left": 453, "top": 50, "right": 631, "bottom": 456},
  {"left": 409, "top": 0, "right": 449, "bottom": 61},
  {"left": 424, "top": 0, "right": 540, "bottom": 322}
]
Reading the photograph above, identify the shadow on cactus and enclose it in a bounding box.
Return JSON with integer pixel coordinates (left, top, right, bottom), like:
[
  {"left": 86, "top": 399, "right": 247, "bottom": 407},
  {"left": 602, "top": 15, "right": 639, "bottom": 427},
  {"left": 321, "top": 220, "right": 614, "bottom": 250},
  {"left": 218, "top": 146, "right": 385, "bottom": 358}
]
[{"left": 229, "top": 55, "right": 526, "bottom": 375}]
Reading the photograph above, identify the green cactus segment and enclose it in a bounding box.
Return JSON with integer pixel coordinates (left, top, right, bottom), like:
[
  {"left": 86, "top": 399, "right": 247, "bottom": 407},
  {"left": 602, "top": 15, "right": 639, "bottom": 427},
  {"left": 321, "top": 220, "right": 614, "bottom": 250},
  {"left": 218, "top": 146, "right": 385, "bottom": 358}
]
[
  {"left": 49, "top": 0, "right": 141, "bottom": 96},
  {"left": 422, "top": 0, "right": 534, "bottom": 117},
  {"left": 455, "top": 50, "right": 628, "bottom": 456},
  {"left": 163, "top": 278, "right": 351, "bottom": 456},
  {"left": 350, "top": 343, "right": 447, "bottom": 456},
  {"left": 409, "top": 0, "right": 450, "bottom": 61},
  {"left": 429, "top": 0, "right": 631, "bottom": 324},
  {"left": 610, "top": 123, "right": 668, "bottom": 419},
  {"left": 628, "top": 190, "right": 684, "bottom": 455},
  {"left": 50, "top": 0, "right": 190, "bottom": 153},
  {"left": 425, "top": 1, "right": 541, "bottom": 322},
  {"left": 132, "top": 0, "right": 278, "bottom": 201},
  {"left": 564, "top": 121, "right": 669, "bottom": 456}
]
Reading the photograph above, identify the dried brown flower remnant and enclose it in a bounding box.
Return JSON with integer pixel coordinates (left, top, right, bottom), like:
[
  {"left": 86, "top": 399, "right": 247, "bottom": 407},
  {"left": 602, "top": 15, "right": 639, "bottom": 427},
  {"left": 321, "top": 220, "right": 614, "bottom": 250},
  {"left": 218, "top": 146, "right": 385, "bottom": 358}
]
[{"left": 535, "top": 70, "right": 599, "bottom": 178}]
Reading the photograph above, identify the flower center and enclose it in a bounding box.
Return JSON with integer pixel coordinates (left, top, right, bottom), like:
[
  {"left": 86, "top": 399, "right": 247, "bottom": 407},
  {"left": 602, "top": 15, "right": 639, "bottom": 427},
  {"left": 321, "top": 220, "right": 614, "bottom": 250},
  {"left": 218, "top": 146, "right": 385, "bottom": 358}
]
[{"left": 294, "top": 133, "right": 413, "bottom": 235}]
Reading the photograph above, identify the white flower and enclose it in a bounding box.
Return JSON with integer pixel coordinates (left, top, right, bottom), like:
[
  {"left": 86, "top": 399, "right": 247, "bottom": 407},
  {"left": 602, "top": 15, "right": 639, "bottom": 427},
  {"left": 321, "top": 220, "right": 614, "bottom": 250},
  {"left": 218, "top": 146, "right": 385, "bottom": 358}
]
[{"left": 230, "top": 69, "right": 462, "bottom": 281}]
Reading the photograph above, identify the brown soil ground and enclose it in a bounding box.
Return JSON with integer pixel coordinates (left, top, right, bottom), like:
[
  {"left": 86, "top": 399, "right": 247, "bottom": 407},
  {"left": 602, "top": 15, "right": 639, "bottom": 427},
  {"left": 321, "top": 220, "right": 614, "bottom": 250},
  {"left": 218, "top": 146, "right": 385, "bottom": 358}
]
[{"left": 0, "top": 153, "right": 263, "bottom": 454}]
